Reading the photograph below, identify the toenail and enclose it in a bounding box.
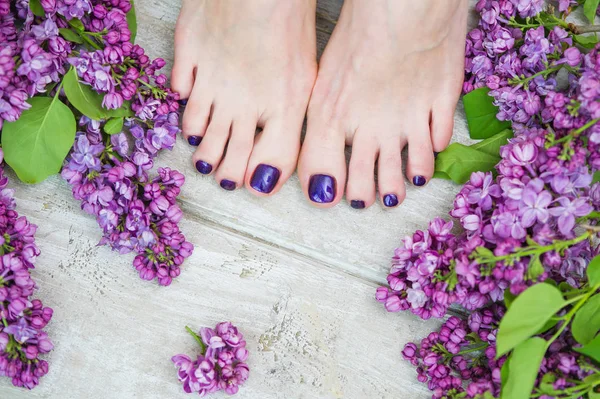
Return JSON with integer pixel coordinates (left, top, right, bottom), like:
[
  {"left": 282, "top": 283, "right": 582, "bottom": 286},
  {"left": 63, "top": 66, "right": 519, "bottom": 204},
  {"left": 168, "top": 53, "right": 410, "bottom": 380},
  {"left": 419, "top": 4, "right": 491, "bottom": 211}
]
[
  {"left": 188, "top": 135, "right": 202, "bottom": 146},
  {"left": 413, "top": 175, "right": 427, "bottom": 187},
  {"left": 179, "top": 99, "right": 188, "bottom": 106},
  {"left": 250, "top": 164, "right": 281, "bottom": 194},
  {"left": 308, "top": 174, "right": 336, "bottom": 204},
  {"left": 383, "top": 194, "right": 399, "bottom": 208},
  {"left": 220, "top": 179, "right": 236, "bottom": 191},
  {"left": 195, "top": 160, "right": 213, "bottom": 175},
  {"left": 350, "top": 200, "right": 366, "bottom": 209}
]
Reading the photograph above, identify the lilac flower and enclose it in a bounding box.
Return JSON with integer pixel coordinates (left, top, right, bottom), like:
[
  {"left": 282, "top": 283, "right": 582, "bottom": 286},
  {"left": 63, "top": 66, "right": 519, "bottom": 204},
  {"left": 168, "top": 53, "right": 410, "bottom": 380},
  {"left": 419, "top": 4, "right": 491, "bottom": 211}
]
[{"left": 549, "top": 197, "right": 593, "bottom": 235}]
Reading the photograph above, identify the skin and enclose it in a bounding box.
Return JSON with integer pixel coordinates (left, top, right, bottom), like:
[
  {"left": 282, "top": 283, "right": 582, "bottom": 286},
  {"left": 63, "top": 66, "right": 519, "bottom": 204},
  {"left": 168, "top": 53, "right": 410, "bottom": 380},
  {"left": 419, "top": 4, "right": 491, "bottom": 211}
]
[{"left": 172, "top": 0, "right": 468, "bottom": 209}]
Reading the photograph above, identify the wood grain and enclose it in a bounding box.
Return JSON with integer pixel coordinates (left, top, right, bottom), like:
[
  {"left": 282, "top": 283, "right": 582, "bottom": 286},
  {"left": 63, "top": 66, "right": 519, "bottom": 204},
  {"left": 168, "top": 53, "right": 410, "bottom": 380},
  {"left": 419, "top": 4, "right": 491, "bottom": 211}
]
[{"left": 0, "top": 0, "right": 481, "bottom": 397}]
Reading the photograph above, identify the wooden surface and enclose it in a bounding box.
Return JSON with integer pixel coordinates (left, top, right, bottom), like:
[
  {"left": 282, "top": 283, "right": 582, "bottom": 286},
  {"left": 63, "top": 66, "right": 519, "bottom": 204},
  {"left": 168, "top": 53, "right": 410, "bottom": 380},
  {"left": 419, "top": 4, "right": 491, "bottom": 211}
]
[{"left": 0, "top": 1, "right": 480, "bottom": 398}]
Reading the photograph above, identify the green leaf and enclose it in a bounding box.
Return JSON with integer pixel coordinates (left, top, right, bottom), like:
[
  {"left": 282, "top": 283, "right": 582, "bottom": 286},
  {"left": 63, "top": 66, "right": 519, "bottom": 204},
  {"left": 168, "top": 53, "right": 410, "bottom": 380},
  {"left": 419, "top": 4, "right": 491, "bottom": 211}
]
[
  {"left": 63, "top": 68, "right": 108, "bottom": 120},
  {"left": 463, "top": 88, "right": 512, "bottom": 140},
  {"left": 594, "top": 171, "right": 600, "bottom": 184},
  {"left": 126, "top": 0, "right": 138, "bottom": 44},
  {"left": 470, "top": 129, "right": 514, "bottom": 156},
  {"left": 573, "top": 294, "right": 600, "bottom": 345},
  {"left": 69, "top": 18, "right": 84, "bottom": 32},
  {"left": 434, "top": 144, "right": 500, "bottom": 184},
  {"left": 584, "top": 0, "right": 600, "bottom": 23},
  {"left": 497, "top": 283, "right": 566, "bottom": 357},
  {"left": 575, "top": 333, "right": 600, "bottom": 363},
  {"left": 527, "top": 256, "right": 544, "bottom": 280},
  {"left": 500, "top": 357, "right": 510, "bottom": 386},
  {"left": 590, "top": 389, "right": 600, "bottom": 399},
  {"left": 501, "top": 337, "right": 547, "bottom": 399},
  {"left": 2, "top": 97, "right": 76, "bottom": 184},
  {"left": 504, "top": 290, "right": 517, "bottom": 309},
  {"left": 588, "top": 255, "right": 600, "bottom": 287},
  {"left": 29, "top": 0, "right": 45, "bottom": 17},
  {"left": 59, "top": 28, "right": 83, "bottom": 44},
  {"left": 575, "top": 34, "right": 600, "bottom": 49},
  {"left": 104, "top": 117, "right": 124, "bottom": 135},
  {"left": 105, "top": 101, "right": 134, "bottom": 118}
]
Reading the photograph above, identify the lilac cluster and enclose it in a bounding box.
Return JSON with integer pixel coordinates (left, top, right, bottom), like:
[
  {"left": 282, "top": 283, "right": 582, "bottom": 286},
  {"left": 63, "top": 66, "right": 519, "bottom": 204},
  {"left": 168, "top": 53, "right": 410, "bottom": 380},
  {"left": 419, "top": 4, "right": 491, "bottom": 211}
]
[
  {"left": 380, "top": 1, "right": 600, "bottom": 397},
  {"left": 172, "top": 322, "right": 250, "bottom": 396},
  {"left": 1, "top": 0, "right": 193, "bottom": 284},
  {"left": 403, "top": 304, "right": 593, "bottom": 399},
  {"left": 0, "top": 0, "right": 72, "bottom": 129},
  {"left": 62, "top": 115, "right": 193, "bottom": 286},
  {"left": 379, "top": 1, "right": 599, "bottom": 320},
  {"left": 0, "top": 149, "right": 53, "bottom": 389}
]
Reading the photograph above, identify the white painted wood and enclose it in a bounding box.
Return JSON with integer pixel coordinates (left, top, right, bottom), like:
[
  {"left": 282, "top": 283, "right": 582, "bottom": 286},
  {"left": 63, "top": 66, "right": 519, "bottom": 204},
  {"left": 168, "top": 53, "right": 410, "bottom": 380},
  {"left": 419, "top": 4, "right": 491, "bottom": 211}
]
[{"left": 0, "top": 0, "right": 481, "bottom": 397}]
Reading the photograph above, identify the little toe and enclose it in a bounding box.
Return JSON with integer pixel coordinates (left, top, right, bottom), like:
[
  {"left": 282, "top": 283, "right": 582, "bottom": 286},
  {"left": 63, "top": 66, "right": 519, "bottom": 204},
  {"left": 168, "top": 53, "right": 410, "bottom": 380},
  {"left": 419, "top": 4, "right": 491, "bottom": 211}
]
[
  {"left": 191, "top": 108, "right": 232, "bottom": 175},
  {"left": 430, "top": 104, "right": 455, "bottom": 153},
  {"left": 298, "top": 123, "right": 346, "bottom": 208},
  {"left": 406, "top": 123, "right": 435, "bottom": 187},
  {"left": 346, "top": 132, "right": 378, "bottom": 209},
  {"left": 245, "top": 117, "right": 302, "bottom": 196},
  {"left": 377, "top": 139, "right": 406, "bottom": 209},
  {"left": 214, "top": 116, "right": 256, "bottom": 191}
]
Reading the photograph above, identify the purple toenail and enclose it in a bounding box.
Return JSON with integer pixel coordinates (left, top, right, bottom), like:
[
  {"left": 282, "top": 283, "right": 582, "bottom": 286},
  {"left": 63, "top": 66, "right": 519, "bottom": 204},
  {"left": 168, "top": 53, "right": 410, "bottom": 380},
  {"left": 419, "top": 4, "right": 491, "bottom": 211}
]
[
  {"left": 188, "top": 135, "right": 202, "bottom": 146},
  {"left": 250, "top": 164, "right": 281, "bottom": 194},
  {"left": 220, "top": 179, "right": 236, "bottom": 191},
  {"left": 413, "top": 175, "right": 427, "bottom": 187},
  {"left": 179, "top": 99, "right": 188, "bottom": 106},
  {"left": 351, "top": 200, "right": 365, "bottom": 209},
  {"left": 195, "top": 160, "right": 213, "bottom": 175},
  {"left": 383, "top": 194, "right": 399, "bottom": 208},
  {"left": 309, "top": 174, "right": 336, "bottom": 204}
]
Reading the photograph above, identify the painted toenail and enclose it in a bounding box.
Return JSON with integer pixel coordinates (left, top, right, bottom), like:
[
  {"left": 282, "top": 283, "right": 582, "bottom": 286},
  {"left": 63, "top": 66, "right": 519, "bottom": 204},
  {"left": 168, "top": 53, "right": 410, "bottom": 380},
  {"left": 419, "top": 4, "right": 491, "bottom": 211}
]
[
  {"left": 350, "top": 200, "right": 366, "bottom": 209},
  {"left": 250, "top": 164, "right": 281, "bottom": 194},
  {"left": 188, "top": 135, "right": 202, "bottom": 146},
  {"left": 413, "top": 175, "right": 427, "bottom": 187},
  {"left": 383, "top": 194, "right": 399, "bottom": 208},
  {"left": 195, "top": 160, "right": 213, "bottom": 175},
  {"left": 308, "top": 174, "right": 336, "bottom": 204},
  {"left": 220, "top": 179, "right": 236, "bottom": 191},
  {"left": 179, "top": 99, "right": 188, "bottom": 106}
]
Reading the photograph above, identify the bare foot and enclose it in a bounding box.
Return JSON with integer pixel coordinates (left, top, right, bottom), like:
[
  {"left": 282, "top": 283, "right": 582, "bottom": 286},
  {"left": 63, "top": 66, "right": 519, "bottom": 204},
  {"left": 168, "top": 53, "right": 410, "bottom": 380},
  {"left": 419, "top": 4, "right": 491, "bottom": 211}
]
[
  {"left": 298, "top": 0, "right": 467, "bottom": 209},
  {"left": 172, "top": 0, "right": 317, "bottom": 194}
]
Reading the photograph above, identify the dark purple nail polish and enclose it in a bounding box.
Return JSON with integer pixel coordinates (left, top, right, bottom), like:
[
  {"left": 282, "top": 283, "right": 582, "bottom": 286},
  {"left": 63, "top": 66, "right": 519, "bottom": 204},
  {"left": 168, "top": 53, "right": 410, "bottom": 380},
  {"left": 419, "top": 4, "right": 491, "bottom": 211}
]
[
  {"left": 351, "top": 200, "right": 365, "bottom": 209},
  {"left": 383, "top": 194, "right": 399, "bottom": 208},
  {"left": 250, "top": 164, "right": 281, "bottom": 194},
  {"left": 308, "top": 174, "right": 336, "bottom": 204},
  {"left": 413, "top": 175, "right": 427, "bottom": 187},
  {"left": 187, "top": 135, "right": 202, "bottom": 146},
  {"left": 195, "top": 160, "right": 213, "bottom": 175},
  {"left": 220, "top": 179, "right": 236, "bottom": 191},
  {"left": 179, "top": 99, "right": 188, "bottom": 106}
]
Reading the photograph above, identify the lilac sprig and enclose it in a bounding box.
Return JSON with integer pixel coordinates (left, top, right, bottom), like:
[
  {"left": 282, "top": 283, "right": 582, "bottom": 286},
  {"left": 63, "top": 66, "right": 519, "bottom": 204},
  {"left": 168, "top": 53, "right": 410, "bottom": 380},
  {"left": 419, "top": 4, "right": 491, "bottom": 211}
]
[
  {"left": 0, "top": 148, "right": 53, "bottom": 389},
  {"left": 172, "top": 322, "right": 250, "bottom": 396}
]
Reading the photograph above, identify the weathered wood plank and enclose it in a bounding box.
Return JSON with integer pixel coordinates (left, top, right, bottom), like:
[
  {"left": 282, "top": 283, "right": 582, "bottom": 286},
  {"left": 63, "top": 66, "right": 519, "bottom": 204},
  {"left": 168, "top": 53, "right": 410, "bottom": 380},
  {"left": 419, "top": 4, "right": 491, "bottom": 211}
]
[{"left": 0, "top": 174, "right": 439, "bottom": 398}]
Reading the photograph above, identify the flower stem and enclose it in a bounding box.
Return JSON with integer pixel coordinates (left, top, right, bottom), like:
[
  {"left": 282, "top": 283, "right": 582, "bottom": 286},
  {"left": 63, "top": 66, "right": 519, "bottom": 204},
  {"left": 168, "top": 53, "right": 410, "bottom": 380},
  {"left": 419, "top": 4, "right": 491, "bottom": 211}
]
[
  {"left": 185, "top": 326, "right": 206, "bottom": 354},
  {"left": 571, "top": 24, "right": 600, "bottom": 34}
]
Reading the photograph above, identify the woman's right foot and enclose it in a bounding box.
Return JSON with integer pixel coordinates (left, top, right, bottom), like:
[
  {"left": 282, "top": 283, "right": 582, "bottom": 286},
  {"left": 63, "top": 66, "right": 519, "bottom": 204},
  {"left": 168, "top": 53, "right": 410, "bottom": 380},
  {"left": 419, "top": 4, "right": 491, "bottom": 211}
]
[{"left": 172, "top": 0, "right": 317, "bottom": 195}]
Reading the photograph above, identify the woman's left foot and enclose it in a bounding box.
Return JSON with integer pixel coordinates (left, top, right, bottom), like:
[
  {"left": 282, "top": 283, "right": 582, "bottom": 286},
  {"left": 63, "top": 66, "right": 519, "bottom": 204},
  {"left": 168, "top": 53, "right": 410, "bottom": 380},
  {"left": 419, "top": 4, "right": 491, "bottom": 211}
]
[{"left": 298, "top": 0, "right": 468, "bottom": 209}]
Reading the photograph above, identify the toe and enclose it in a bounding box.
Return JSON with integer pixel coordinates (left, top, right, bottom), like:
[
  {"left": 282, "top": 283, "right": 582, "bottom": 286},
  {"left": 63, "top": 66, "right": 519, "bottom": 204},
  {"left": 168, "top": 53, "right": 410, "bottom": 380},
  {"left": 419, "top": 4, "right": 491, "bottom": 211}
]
[
  {"left": 181, "top": 83, "right": 212, "bottom": 146},
  {"left": 214, "top": 116, "right": 256, "bottom": 191},
  {"left": 430, "top": 105, "right": 455, "bottom": 153},
  {"left": 298, "top": 123, "right": 346, "bottom": 208},
  {"left": 171, "top": 19, "right": 197, "bottom": 100},
  {"left": 191, "top": 107, "right": 232, "bottom": 175},
  {"left": 346, "top": 131, "right": 377, "bottom": 209},
  {"left": 406, "top": 121, "right": 435, "bottom": 187},
  {"left": 377, "top": 138, "right": 405, "bottom": 209},
  {"left": 245, "top": 117, "right": 302, "bottom": 196}
]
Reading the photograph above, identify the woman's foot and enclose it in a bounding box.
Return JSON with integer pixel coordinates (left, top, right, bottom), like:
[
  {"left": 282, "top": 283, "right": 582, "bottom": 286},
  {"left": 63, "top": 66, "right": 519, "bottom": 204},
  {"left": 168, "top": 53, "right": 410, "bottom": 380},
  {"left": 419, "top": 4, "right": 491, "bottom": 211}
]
[
  {"left": 172, "top": 0, "right": 317, "bottom": 195},
  {"left": 298, "top": 0, "right": 467, "bottom": 209}
]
